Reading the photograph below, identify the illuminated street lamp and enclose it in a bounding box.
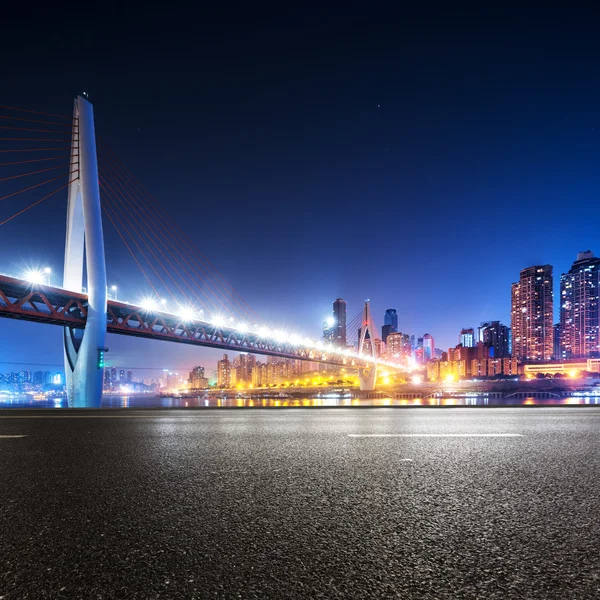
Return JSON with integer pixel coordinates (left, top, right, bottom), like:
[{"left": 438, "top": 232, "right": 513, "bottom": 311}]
[
  {"left": 111, "top": 285, "right": 118, "bottom": 301},
  {"left": 43, "top": 267, "right": 51, "bottom": 285}
]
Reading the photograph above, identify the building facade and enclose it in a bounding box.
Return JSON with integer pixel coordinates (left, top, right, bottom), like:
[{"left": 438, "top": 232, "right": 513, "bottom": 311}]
[
  {"left": 333, "top": 298, "right": 347, "bottom": 347},
  {"left": 559, "top": 251, "right": 600, "bottom": 359},
  {"left": 511, "top": 265, "right": 554, "bottom": 361},
  {"left": 478, "top": 321, "right": 511, "bottom": 358},
  {"left": 423, "top": 334, "right": 434, "bottom": 361},
  {"left": 459, "top": 328, "right": 475, "bottom": 347},
  {"left": 217, "top": 354, "right": 231, "bottom": 388},
  {"left": 382, "top": 309, "right": 398, "bottom": 343}
]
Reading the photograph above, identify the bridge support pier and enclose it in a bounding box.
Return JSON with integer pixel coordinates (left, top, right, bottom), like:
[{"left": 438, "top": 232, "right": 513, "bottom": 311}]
[
  {"left": 63, "top": 96, "right": 107, "bottom": 408},
  {"left": 357, "top": 300, "right": 377, "bottom": 391}
]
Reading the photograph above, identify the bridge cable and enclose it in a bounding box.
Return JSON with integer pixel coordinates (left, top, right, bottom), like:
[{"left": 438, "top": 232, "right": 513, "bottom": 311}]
[
  {"left": 99, "top": 161, "right": 245, "bottom": 319},
  {"left": 100, "top": 172, "right": 214, "bottom": 313},
  {"left": 98, "top": 145, "right": 259, "bottom": 322},
  {"left": 99, "top": 181, "right": 185, "bottom": 304},
  {"left": 99, "top": 191, "right": 163, "bottom": 299},
  {"left": 0, "top": 177, "right": 77, "bottom": 227}
]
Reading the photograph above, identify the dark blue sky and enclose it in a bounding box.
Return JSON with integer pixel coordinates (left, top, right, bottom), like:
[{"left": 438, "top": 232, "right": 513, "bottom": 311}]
[{"left": 1, "top": 5, "right": 599, "bottom": 373}]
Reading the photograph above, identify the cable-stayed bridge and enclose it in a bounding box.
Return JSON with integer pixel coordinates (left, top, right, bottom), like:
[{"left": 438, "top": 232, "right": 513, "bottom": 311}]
[{"left": 0, "top": 96, "right": 394, "bottom": 406}]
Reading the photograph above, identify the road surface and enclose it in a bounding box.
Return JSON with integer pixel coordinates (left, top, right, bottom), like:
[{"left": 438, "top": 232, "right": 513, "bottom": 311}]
[{"left": 1, "top": 407, "right": 599, "bottom": 599}]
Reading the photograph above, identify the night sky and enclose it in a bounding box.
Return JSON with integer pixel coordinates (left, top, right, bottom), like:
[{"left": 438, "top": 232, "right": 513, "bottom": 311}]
[{"left": 1, "top": 5, "right": 599, "bottom": 374}]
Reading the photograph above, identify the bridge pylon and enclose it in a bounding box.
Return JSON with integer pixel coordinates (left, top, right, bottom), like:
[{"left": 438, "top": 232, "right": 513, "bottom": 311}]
[
  {"left": 63, "top": 96, "right": 107, "bottom": 408},
  {"left": 357, "top": 300, "right": 377, "bottom": 391}
]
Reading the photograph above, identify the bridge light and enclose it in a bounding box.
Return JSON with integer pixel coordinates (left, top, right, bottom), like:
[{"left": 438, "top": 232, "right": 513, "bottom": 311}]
[
  {"left": 289, "top": 334, "right": 302, "bottom": 345},
  {"left": 257, "top": 326, "right": 269, "bottom": 338},
  {"left": 212, "top": 315, "right": 225, "bottom": 327},
  {"left": 178, "top": 306, "right": 196, "bottom": 322},
  {"left": 24, "top": 269, "right": 44, "bottom": 285},
  {"left": 236, "top": 322, "right": 249, "bottom": 333},
  {"left": 97, "top": 347, "right": 108, "bottom": 369},
  {"left": 140, "top": 297, "right": 157, "bottom": 312}
]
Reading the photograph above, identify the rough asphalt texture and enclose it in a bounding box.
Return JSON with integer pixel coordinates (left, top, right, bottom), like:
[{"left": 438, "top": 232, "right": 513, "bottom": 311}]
[{"left": 1, "top": 407, "right": 600, "bottom": 599}]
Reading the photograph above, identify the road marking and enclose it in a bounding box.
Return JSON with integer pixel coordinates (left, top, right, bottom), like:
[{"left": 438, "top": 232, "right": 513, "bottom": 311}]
[
  {"left": 348, "top": 433, "right": 524, "bottom": 438},
  {"left": 0, "top": 435, "right": 27, "bottom": 438}
]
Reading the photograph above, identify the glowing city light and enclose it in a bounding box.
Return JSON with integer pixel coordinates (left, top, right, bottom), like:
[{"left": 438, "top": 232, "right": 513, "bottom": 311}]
[
  {"left": 236, "top": 322, "right": 249, "bottom": 333},
  {"left": 43, "top": 267, "right": 51, "bottom": 274},
  {"left": 257, "top": 326, "right": 270, "bottom": 338},
  {"left": 326, "top": 316, "right": 334, "bottom": 326},
  {"left": 445, "top": 373, "right": 456, "bottom": 383},
  {"left": 411, "top": 375, "right": 423, "bottom": 384}
]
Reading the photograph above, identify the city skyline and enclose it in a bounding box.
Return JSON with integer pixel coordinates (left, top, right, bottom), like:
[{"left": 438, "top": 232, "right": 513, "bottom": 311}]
[{"left": 2, "top": 8, "right": 600, "bottom": 373}]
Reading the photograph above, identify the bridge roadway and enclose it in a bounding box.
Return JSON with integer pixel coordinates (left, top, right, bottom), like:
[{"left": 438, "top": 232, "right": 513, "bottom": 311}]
[
  {"left": 1, "top": 407, "right": 599, "bottom": 599},
  {"left": 0, "top": 273, "right": 371, "bottom": 368}
]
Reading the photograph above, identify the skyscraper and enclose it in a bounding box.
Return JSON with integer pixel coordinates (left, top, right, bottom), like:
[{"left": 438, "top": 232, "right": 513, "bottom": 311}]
[
  {"left": 333, "top": 298, "right": 347, "bottom": 347},
  {"left": 217, "top": 354, "right": 231, "bottom": 387},
  {"left": 459, "top": 328, "right": 475, "bottom": 347},
  {"left": 560, "top": 251, "right": 600, "bottom": 358},
  {"left": 478, "top": 321, "right": 510, "bottom": 358},
  {"left": 511, "top": 265, "right": 553, "bottom": 361},
  {"left": 423, "top": 333, "right": 434, "bottom": 361},
  {"left": 322, "top": 317, "right": 334, "bottom": 342},
  {"left": 382, "top": 308, "right": 398, "bottom": 343}
]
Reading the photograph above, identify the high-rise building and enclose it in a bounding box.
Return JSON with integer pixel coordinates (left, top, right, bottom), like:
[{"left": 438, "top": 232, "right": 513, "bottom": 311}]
[
  {"left": 217, "top": 354, "right": 231, "bottom": 387},
  {"left": 553, "top": 323, "right": 561, "bottom": 360},
  {"left": 333, "top": 298, "right": 347, "bottom": 347},
  {"left": 560, "top": 251, "right": 600, "bottom": 359},
  {"left": 423, "top": 333, "right": 434, "bottom": 361},
  {"left": 459, "top": 328, "right": 475, "bottom": 348},
  {"left": 478, "top": 321, "right": 511, "bottom": 358},
  {"left": 322, "top": 317, "right": 334, "bottom": 342},
  {"left": 382, "top": 309, "right": 398, "bottom": 343},
  {"left": 511, "top": 265, "right": 553, "bottom": 361},
  {"left": 189, "top": 365, "right": 209, "bottom": 389}
]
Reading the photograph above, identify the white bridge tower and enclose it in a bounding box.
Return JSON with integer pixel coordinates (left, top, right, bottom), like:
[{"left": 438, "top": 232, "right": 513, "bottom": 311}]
[{"left": 63, "top": 96, "right": 107, "bottom": 408}]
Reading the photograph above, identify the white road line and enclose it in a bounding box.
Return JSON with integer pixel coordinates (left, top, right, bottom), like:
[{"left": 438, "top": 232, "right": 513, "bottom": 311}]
[
  {"left": 0, "top": 435, "right": 27, "bottom": 438},
  {"left": 348, "top": 433, "right": 524, "bottom": 438}
]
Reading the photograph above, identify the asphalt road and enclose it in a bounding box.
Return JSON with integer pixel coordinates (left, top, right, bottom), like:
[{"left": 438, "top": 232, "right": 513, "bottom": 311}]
[{"left": 1, "top": 407, "right": 600, "bottom": 599}]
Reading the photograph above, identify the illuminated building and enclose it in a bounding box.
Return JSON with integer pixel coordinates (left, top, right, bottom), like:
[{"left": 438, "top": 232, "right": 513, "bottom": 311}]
[
  {"left": 373, "top": 338, "right": 385, "bottom": 357},
  {"left": 382, "top": 308, "right": 398, "bottom": 343},
  {"left": 189, "top": 366, "right": 209, "bottom": 389},
  {"left": 459, "top": 328, "right": 475, "bottom": 348},
  {"left": 333, "top": 298, "right": 347, "bottom": 347},
  {"left": 423, "top": 334, "right": 434, "bottom": 361},
  {"left": 553, "top": 323, "right": 561, "bottom": 359},
  {"left": 522, "top": 359, "right": 600, "bottom": 376},
  {"left": 559, "top": 251, "right": 600, "bottom": 359},
  {"left": 511, "top": 265, "right": 553, "bottom": 361},
  {"left": 322, "top": 317, "right": 334, "bottom": 342},
  {"left": 478, "top": 321, "right": 510, "bottom": 358},
  {"left": 386, "top": 332, "right": 403, "bottom": 359},
  {"left": 217, "top": 354, "right": 231, "bottom": 387}
]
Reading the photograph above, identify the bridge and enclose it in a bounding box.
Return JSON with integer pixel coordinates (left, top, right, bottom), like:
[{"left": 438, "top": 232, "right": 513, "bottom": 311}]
[{"left": 0, "top": 96, "right": 399, "bottom": 406}]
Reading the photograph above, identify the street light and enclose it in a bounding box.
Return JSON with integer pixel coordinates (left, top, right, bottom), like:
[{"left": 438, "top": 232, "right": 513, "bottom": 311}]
[
  {"left": 111, "top": 285, "right": 117, "bottom": 301},
  {"left": 43, "top": 267, "right": 51, "bottom": 285}
]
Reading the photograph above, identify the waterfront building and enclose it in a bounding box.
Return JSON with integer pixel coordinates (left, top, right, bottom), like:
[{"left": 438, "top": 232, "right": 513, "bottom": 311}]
[
  {"left": 217, "top": 354, "right": 231, "bottom": 388},
  {"left": 511, "top": 265, "right": 553, "bottom": 361},
  {"left": 479, "top": 321, "right": 511, "bottom": 358},
  {"left": 560, "top": 251, "right": 600, "bottom": 359},
  {"left": 189, "top": 365, "right": 209, "bottom": 389}
]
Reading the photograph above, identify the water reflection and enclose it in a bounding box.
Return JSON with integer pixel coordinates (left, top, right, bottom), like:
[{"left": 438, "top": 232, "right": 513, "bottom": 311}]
[{"left": 1, "top": 394, "right": 600, "bottom": 409}]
